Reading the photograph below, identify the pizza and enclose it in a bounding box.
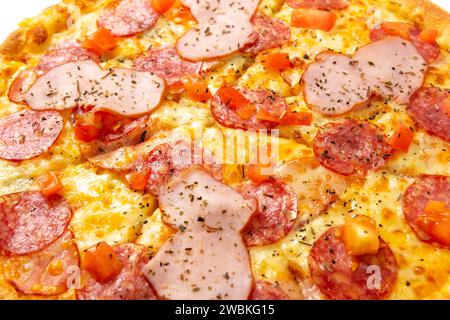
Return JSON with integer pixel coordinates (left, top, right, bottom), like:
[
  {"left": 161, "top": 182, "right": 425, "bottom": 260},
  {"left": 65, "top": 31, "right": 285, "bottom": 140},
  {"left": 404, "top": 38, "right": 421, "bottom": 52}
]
[{"left": 0, "top": 0, "right": 448, "bottom": 300}]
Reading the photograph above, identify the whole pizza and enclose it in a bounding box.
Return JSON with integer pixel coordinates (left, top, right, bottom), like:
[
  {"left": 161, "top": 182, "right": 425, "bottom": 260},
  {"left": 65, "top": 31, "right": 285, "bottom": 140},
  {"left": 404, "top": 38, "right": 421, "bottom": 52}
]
[{"left": 0, "top": 0, "right": 448, "bottom": 300}]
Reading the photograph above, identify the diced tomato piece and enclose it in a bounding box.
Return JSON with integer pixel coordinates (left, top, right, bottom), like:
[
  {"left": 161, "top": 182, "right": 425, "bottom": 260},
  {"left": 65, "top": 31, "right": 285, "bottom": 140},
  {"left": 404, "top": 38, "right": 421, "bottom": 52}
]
[
  {"left": 247, "top": 164, "right": 273, "bottom": 184},
  {"left": 82, "top": 241, "right": 123, "bottom": 283},
  {"left": 425, "top": 200, "right": 448, "bottom": 214},
  {"left": 217, "top": 87, "right": 250, "bottom": 109},
  {"left": 126, "top": 169, "right": 151, "bottom": 191},
  {"left": 417, "top": 201, "right": 450, "bottom": 246},
  {"left": 389, "top": 122, "right": 414, "bottom": 152},
  {"left": 164, "top": 0, "right": 194, "bottom": 24},
  {"left": 380, "top": 22, "right": 413, "bottom": 40},
  {"left": 281, "top": 111, "right": 312, "bottom": 125},
  {"left": 36, "top": 172, "right": 63, "bottom": 197},
  {"left": 441, "top": 95, "right": 450, "bottom": 117},
  {"left": 256, "top": 108, "right": 284, "bottom": 123},
  {"left": 418, "top": 28, "right": 438, "bottom": 44},
  {"left": 291, "top": 9, "right": 337, "bottom": 32},
  {"left": 151, "top": 0, "right": 176, "bottom": 13},
  {"left": 96, "top": 111, "right": 123, "bottom": 133},
  {"left": 236, "top": 103, "right": 256, "bottom": 120},
  {"left": 82, "top": 28, "right": 117, "bottom": 55},
  {"left": 73, "top": 122, "right": 100, "bottom": 143},
  {"left": 263, "top": 53, "right": 292, "bottom": 71},
  {"left": 184, "top": 78, "right": 212, "bottom": 101},
  {"left": 342, "top": 215, "right": 380, "bottom": 256}
]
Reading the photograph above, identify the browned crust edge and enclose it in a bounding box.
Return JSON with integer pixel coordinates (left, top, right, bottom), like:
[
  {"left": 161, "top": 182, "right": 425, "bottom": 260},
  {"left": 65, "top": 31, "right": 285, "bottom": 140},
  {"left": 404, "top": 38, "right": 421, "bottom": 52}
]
[{"left": 398, "top": 0, "right": 450, "bottom": 42}]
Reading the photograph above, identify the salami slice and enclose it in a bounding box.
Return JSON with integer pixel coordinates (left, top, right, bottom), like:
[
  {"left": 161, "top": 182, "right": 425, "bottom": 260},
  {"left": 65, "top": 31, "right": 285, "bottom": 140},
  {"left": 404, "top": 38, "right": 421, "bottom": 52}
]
[
  {"left": 134, "top": 46, "right": 202, "bottom": 87},
  {"left": 0, "top": 192, "right": 72, "bottom": 256},
  {"left": 210, "top": 87, "right": 289, "bottom": 130},
  {"left": 313, "top": 119, "right": 393, "bottom": 176},
  {"left": 250, "top": 281, "right": 290, "bottom": 300},
  {"left": 78, "top": 243, "right": 156, "bottom": 300},
  {"left": 243, "top": 13, "right": 291, "bottom": 55},
  {"left": 402, "top": 175, "right": 450, "bottom": 246},
  {"left": 0, "top": 110, "right": 64, "bottom": 161},
  {"left": 369, "top": 25, "right": 440, "bottom": 63},
  {"left": 408, "top": 87, "right": 450, "bottom": 142},
  {"left": 136, "top": 140, "right": 223, "bottom": 195},
  {"left": 98, "top": 0, "right": 159, "bottom": 37},
  {"left": 9, "top": 231, "right": 79, "bottom": 295},
  {"left": 239, "top": 180, "right": 297, "bottom": 247},
  {"left": 308, "top": 226, "right": 398, "bottom": 300},
  {"left": 286, "top": 0, "right": 350, "bottom": 10}
]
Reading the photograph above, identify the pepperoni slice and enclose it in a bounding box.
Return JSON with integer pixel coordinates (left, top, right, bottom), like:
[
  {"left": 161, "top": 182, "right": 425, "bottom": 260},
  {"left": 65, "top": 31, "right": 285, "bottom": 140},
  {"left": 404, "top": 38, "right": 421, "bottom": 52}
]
[
  {"left": 137, "top": 140, "right": 223, "bottom": 195},
  {"left": 78, "top": 244, "right": 156, "bottom": 300},
  {"left": 9, "top": 231, "right": 79, "bottom": 295},
  {"left": 238, "top": 180, "right": 297, "bottom": 247},
  {"left": 408, "top": 87, "right": 450, "bottom": 142},
  {"left": 243, "top": 13, "right": 291, "bottom": 55},
  {"left": 402, "top": 175, "right": 450, "bottom": 246},
  {"left": 313, "top": 119, "right": 393, "bottom": 177},
  {"left": 308, "top": 226, "right": 398, "bottom": 300},
  {"left": 8, "top": 41, "right": 99, "bottom": 103},
  {"left": 98, "top": 0, "right": 159, "bottom": 37},
  {"left": 286, "top": 0, "right": 350, "bottom": 10},
  {"left": 35, "top": 41, "right": 100, "bottom": 76},
  {"left": 0, "top": 192, "right": 72, "bottom": 256},
  {"left": 0, "top": 110, "right": 64, "bottom": 161},
  {"left": 210, "top": 87, "right": 289, "bottom": 130},
  {"left": 134, "top": 46, "right": 202, "bottom": 87},
  {"left": 369, "top": 25, "right": 440, "bottom": 63},
  {"left": 250, "top": 281, "right": 290, "bottom": 300}
]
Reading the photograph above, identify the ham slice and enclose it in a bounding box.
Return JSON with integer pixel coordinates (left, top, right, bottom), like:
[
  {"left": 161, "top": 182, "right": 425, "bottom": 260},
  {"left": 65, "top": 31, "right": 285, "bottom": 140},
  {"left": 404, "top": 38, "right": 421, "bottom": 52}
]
[
  {"left": 302, "top": 37, "right": 427, "bottom": 115},
  {"left": 176, "top": 0, "right": 259, "bottom": 61},
  {"left": 24, "top": 60, "right": 165, "bottom": 117},
  {"left": 145, "top": 169, "right": 256, "bottom": 300}
]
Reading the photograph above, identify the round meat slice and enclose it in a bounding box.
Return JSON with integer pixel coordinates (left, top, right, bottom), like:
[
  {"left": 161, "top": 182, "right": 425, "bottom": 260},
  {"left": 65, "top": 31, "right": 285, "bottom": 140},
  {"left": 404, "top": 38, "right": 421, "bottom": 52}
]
[
  {"left": 8, "top": 41, "right": 99, "bottom": 104},
  {"left": 354, "top": 37, "right": 426, "bottom": 104},
  {"left": 9, "top": 231, "right": 80, "bottom": 295},
  {"left": 239, "top": 180, "right": 298, "bottom": 246},
  {"left": 408, "top": 87, "right": 450, "bottom": 142},
  {"left": 243, "top": 13, "right": 291, "bottom": 55},
  {"left": 402, "top": 175, "right": 450, "bottom": 247},
  {"left": 0, "top": 110, "right": 64, "bottom": 161},
  {"left": 369, "top": 25, "right": 440, "bottom": 63},
  {"left": 313, "top": 119, "right": 393, "bottom": 176},
  {"left": 211, "top": 87, "right": 289, "bottom": 130},
  {"left": 286, "top": 0, "right": 350, "bottom": 10},
  {"left": 134, "top": 46, "right": 202, "bottom": 87},
  {"left": 140, "top": 140, "right": 223, "bottom": 195},
  {"left": 250, "top": 281, "right": 290, "bottom": 300},
  {"left": 97, "top": 0, "right": 159, "bottom": 37},
  {"left": 78, "top": 243, "right": 156, "bottom": 300},
  {"left": 308, "top": 226, "right": 398, "bottom": 300},
  {"left": 0, "top": 192, "right": 72, "bottom": 256},
  {"left": 302, "top": 52, "right": 370, "bottom": 115}
]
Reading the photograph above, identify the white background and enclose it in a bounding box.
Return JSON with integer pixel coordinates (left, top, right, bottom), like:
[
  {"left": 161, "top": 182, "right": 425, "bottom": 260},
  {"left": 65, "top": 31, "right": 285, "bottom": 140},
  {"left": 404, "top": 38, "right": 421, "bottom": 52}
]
[{"left": 1, "top": 0, "right": 449, "bottom": 41}]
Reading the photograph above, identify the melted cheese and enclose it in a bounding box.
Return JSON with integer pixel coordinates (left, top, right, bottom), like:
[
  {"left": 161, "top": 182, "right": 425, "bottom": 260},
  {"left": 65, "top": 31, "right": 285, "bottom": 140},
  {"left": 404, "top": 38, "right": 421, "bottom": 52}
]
[{"left": 0, "top": 0, "right": 448, "bottom": 300}]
